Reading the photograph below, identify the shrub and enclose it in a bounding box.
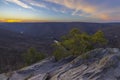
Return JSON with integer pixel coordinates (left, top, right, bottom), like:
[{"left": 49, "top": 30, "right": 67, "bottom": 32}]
[
  {"left": 53, "top": 28, "right": 107, "bottom": 60},
  {"left": 23, "top": 47, "right": 45, "bottom": 65}
]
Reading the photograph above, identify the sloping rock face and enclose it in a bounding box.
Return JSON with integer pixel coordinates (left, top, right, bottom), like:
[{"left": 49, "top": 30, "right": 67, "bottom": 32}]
[{"left": 1, "top": 48, "right": 120, "bottom": 80}]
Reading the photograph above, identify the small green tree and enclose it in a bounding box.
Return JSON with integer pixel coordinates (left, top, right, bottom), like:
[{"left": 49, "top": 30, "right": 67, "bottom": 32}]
[
  {"left": 53, "top": 28, "right": 107, "bottom": 60},
  {"left": 23, "top": 47, "right": 45, "bottom": 65},
  {"left": 91, "top": 30, "right": 108, "bottom": 46}
]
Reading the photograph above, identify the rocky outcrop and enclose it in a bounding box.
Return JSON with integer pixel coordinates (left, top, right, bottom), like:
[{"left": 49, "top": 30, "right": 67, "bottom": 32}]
[{"left": 1, "top": 48, "right": 120, "bottom": 80}]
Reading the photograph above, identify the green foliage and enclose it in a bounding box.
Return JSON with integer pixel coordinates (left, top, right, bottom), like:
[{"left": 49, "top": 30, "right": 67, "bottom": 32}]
[
  {"left": 92, "top": 30, "right": 108, "bottom": 46},
  {"left": 23, "top": 47, "right": 45, "bottom": 65},
  {"left": 53, "top": 28, "right": 107, "bottom": 60},
  {"left": 53, "top": 42, "right": 71, "bottom": 61}
]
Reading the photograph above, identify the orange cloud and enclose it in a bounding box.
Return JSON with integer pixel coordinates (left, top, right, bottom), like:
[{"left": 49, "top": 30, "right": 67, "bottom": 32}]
[{"left": 98, "top": 14, "right": 110, "bottom": 20}]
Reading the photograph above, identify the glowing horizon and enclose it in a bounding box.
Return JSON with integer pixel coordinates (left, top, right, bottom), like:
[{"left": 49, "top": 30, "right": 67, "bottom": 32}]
[
  {"left": 0, "top": 0, "right": 120, "bottom": 22},
  {"left": 0, "top": 19, "right": 50, "bottom": 23}
]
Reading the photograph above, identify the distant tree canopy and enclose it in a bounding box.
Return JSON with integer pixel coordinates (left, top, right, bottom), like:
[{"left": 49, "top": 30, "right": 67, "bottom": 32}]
[
  {"left": 23, "top": 47, "right": 45, "bottom": 65},
  {"left": 53, "top": 28, "right": 107, "bottom": 60}
]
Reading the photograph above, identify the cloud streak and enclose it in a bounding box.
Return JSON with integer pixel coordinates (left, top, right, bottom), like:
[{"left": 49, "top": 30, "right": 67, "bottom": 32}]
[
  {"left": 5, "top": 0, "right": 32, "bottom": 9},
  {"left": 25, "top": 0, "right": 48, "bottom": 9}
]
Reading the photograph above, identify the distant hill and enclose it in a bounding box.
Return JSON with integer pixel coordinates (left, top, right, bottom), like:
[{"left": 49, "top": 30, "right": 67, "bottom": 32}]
[
  {"left": 0, "top": 22, "right": 120, "bottom": 38},
  {"left": 0, "top": 22, "right": 108, "bottom": 37}
]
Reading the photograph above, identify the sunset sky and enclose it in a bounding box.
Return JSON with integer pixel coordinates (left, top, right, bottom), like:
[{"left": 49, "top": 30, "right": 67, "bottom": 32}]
[{"left": 0, "top": 0, "right": 120, "bottom": 22}]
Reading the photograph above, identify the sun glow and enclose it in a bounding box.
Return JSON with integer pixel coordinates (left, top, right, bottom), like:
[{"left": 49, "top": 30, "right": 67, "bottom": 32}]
[
  {"left": 0, "top": 19, "right": 50, "bottom": 22},
  {"left": 0, "top": 19, "right": 22, "bottom": 22},
  {"left": 6, "top": 19, "right": 22, "bottom": 22}
]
